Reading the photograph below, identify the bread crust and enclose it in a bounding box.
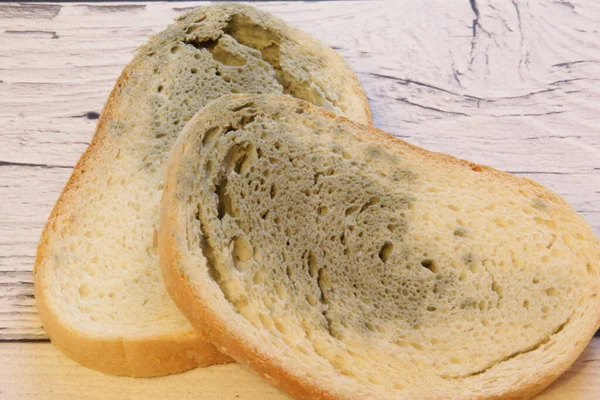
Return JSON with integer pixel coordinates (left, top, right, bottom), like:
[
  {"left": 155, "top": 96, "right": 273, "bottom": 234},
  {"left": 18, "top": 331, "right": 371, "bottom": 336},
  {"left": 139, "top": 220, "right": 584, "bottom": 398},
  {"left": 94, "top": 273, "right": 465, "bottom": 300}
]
[{"left": 160, "top": 94, "right": 600, "bottom": 398}]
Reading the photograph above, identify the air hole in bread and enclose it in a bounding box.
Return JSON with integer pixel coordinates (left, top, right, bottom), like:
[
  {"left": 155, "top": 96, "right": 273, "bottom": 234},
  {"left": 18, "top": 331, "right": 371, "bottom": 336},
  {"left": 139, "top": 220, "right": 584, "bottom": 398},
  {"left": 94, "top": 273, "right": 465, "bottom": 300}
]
[
  {"left": 216, "top": 48, "right": 247, "bottom": 66},
  {"left": 259, "top": 313, "right": 275, "bottom": 331},
  {"left": 378, "top": 242, "right": 394, "bottom": 263},
  {"left": 270, "top": 183, "right": 278, "bottom": 198},
  {"left": 587, "top": 263, "right": 597, "bottom": 275},
  {"left": 78, "top": 284, "right": 90, "bottom": 297},
  {"left": 253, "top": 270, "right": 264, "bottom": 284},
  {"left": 184, "top": 38, "right": 218, "bottom": 52},
  {"left": 195, "top": 37, "right": 248, "bottom": 67},
  {"left": 185, "top": 24, "right": 200, "bottom": 34},
  {"left": 253, "top": 247, "right": 263, "bottom": 262},
  {"left": 542, "top": 306, "right": 550, "bottom": 314},
  {"left": 204, "top": 160, "right": 213, "bottom": 178},
  {"left": 273, "top": 316, "right": 288, "bottom": 334},
  {"left": 202, "top": 127, "right": 220, "bottom": 147},
  {"left": 219, "top": 14, "right": 339, "bottom": 110},
  {"left": 231, "top": 236, "right": 253, "bottom": 272},
  {"left": 345, "top": 205, "right": 360, "bottom": 215},
  {"left": 231, "top": 102, "right": 257, "bottom": 113},
  {"left": 224, "top": 14, "right": 281, "bottom": 66},
  {"left": 274, "top": 284, "right": 287, "bottom": 301},
  {"left": 215, "top": 176, "right": 238, "bottom": 219},
  {"left": 492, "top": 282, "right": 503, "bottom": 297},
  {"left": 421, "top": 259, "right": 438, "bottom": 273},
  {"left": 306, "top": 294, "right": 318, "bottom": 306},
  {"left": 479, "top": 301, "right": 488, "bottom": 311},
  {"left": 360, "top": 196, "right": 379, "bottom": 213},
  {"left": 234, "top": 143, "right": 257, "bottom": 175},
  {"left": 308, "top": 251, "right": 318, "bottom": 278}
]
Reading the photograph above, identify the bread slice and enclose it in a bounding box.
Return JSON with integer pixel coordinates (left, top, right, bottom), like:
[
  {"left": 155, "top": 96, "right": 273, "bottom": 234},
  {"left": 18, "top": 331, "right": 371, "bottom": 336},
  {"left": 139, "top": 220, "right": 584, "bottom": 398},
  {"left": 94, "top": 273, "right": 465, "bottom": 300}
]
[
  {"left": 160, "top": 94, "right": 600, "bottom": 399},
  {"left": 34, "top": 4, "right": 371, "bottom": 377}
]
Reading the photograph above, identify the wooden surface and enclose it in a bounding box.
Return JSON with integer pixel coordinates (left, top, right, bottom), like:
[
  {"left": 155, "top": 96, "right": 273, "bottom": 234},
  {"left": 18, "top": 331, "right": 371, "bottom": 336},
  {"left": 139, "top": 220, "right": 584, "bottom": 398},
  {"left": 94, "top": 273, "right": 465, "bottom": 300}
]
[
  {"left": 0, "top": 340, "right": 597, "bottom": 400},
  {"left": 0, "top": 1, "right": 598, "bottom": 398}
]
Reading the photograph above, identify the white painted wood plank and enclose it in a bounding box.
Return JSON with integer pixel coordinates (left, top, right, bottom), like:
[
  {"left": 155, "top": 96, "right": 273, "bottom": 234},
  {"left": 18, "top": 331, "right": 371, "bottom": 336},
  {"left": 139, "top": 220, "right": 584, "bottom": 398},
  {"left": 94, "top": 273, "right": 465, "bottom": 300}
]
[
  {"left": 0, "top": 0, "right": 598, "bottom": 349},
  {"left": 0, "top": 1, "right": 599, "bottom": 398}
]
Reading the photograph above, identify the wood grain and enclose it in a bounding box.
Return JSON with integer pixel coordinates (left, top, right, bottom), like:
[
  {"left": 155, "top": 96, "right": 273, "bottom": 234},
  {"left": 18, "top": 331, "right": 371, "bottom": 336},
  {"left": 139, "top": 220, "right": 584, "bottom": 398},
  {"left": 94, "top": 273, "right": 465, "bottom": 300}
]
[
  {"left": 0, "top": 1, "right": 598, "bottom": 398},
  {"left": 0, "top": 342, "right": 289, "bottom": 399},
  {"left": 3, "top": 0, "right": 595, "bottom": 339},
  {"left": 0, "top": 340, "right": 598, "bottom": 399}
]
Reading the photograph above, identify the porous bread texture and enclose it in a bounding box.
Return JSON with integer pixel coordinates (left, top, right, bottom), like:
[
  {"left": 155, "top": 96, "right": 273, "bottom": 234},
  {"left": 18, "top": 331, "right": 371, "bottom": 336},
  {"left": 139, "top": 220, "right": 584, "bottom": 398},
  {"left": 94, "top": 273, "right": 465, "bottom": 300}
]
[
  {"left": 34, "top": 4, "right": 371, "bottom": 377},
  {"left": 161, "top": 94, "right": 600, "bottom": 399}
]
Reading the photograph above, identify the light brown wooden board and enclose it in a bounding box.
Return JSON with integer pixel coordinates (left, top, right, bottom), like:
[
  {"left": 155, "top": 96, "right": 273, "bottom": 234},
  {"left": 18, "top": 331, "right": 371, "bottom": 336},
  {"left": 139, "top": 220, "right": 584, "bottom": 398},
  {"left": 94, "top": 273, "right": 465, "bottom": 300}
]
[
  {"left": 0, "top": 1, "right": 598, "bottom": 399},
  {"left": 0, "top": 341, "right": 598, "bottom": 399}
]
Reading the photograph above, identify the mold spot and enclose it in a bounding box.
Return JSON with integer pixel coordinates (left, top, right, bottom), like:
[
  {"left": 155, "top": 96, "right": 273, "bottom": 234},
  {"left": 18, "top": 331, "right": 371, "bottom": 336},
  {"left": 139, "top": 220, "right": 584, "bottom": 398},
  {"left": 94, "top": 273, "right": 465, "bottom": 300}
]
[{"left": 454, "top": 226, "right": 467, "bottom": 237}]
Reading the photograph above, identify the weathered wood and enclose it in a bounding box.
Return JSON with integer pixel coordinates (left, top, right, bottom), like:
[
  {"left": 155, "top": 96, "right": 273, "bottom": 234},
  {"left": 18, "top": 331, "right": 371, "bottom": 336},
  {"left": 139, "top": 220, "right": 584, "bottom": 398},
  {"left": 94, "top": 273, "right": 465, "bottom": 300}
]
[
  {"left": 0, "top": 0, "right": 596, "bottom": 340},
  {"left": 0, "top": 339, "right": 597, "bottom": 399},
  {"left": 0, "top": 1, "right": 599, "bottom": 397},
  {"left": 0, "top": 342, "right": 289, "bottom": 399}
]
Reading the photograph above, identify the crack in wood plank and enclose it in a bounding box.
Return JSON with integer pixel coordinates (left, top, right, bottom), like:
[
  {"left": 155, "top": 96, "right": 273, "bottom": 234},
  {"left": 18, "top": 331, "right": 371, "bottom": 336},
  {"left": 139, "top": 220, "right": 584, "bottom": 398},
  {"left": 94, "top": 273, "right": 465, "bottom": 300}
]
[
  {"left": 0, "top": 4, "right": 61, "bottom": 20},
  {"left": 0, "top": 161, "right": 72, "bottom": 169},
  {"left": 4, "top": 30, "right": 59, "bottom": 39}
]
